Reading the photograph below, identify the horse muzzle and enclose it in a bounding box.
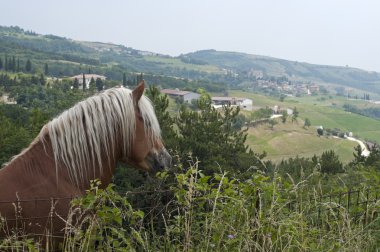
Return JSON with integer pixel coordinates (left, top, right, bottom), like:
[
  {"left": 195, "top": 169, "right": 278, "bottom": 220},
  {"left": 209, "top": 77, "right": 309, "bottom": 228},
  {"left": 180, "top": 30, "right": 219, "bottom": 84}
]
[
  {"left": 132, "top": 148, "right": 172, "bottom": 174},
  {"left": 148, "top": 148, "right": 172, "bottom": 173}
]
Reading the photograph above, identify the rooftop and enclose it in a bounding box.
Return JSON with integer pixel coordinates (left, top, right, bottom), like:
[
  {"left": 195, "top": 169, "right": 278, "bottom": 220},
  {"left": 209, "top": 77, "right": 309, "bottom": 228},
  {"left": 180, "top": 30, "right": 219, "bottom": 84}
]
[{"left": 161, "top": 89, "right": 192, "bottom": 96}]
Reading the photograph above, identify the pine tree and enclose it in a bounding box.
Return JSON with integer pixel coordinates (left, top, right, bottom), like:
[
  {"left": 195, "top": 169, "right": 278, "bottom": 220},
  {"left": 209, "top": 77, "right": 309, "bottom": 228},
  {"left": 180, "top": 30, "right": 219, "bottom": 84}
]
[
  {"left": 16, "top": 58, "right": 20, "bottom": 72},
  {"left": 0, "top": 58, "right": 3, "bottom": 70}
]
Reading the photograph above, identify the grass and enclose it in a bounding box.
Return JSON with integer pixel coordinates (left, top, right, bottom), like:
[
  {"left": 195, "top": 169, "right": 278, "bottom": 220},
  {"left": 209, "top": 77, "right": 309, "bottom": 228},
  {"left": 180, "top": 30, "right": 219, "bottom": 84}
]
[
  {"left": 246, "top": 120, "right": 358, "bottom": 163},
  {"left": 229, "top": 90, "right": 380, "bottom": 143},
  {"left": 143, "top": 55, "right": 223, "bottom": 74},
  {"left": 2, "top": 168, "right": 379, "bottom": 251},
  {"left": 167, "top": 90, "right": 378, "bottom": 162}
]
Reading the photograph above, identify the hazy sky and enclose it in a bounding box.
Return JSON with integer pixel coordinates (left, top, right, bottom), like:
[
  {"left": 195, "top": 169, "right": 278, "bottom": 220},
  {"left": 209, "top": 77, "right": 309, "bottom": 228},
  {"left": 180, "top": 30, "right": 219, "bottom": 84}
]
[{"left": 1, "top": 0, "right": 379, "bottom": 71}]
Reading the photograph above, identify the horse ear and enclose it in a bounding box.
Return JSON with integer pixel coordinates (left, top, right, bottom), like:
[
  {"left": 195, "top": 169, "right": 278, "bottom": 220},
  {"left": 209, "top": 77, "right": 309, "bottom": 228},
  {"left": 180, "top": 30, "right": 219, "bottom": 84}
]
[{"left": 132, "top": 80, "right": 145, "bottom": 104}]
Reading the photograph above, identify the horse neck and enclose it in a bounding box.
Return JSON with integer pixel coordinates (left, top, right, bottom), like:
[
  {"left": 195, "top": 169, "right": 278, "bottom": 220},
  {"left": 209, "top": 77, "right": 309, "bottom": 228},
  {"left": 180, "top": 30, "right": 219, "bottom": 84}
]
[
  {"left": 0, "top": 134, "right": 59, "bottom": 197},
  {"left": 4, "top": 129, "right": 120, "bottom": 192}
]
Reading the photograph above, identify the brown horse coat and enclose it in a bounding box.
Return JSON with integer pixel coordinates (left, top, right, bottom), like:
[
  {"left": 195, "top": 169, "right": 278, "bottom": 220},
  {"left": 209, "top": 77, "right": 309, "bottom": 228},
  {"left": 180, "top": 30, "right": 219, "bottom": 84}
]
[{"left": 0, "top": 81, "right": 171, "bottom": 240}]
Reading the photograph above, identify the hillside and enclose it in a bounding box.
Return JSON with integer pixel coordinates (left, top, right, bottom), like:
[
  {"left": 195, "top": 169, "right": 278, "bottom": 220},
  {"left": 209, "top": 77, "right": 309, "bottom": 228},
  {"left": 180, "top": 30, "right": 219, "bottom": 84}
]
[
  {"left": 186, "top": 50, "right": 380, "bottom": 94},
  {"left": 2, "top": 25, "right": 380, "bottom": 95}
]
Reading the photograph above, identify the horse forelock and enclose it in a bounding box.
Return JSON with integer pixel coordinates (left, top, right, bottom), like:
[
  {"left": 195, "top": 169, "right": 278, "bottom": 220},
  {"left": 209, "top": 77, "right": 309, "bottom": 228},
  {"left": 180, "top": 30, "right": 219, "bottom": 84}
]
[{"left": 43, "top": 87, "right": 161, "bottom": 188}]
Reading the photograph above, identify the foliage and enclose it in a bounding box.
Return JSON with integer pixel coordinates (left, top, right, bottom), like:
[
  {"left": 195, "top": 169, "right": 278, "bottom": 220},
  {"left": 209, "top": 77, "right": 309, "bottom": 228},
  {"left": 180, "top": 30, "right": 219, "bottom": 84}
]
[
  {"left": 63, "top": 181, "right": 145, "bottom": 251},
  {"left": 317, "top": 127, "right": 324, "bottom": 136},
  {"left": 292, "top": 106, "right": 299, "bottom": 122},
  {"left": 343, "top": 103, "right": 380, "bottom": 120},
  {"left": 4, "top": 165, "right": 380, "bottom": 251},
  {"left": 316, "top": 150, "right": 344, "bottom": 174},
  {"left": 174, "top": 100, "right": 253, "bottom": 176},
  {"left": 250, "top": 107, "right": 272, "bottom": 121},
  {"left": 304, "top": 117, "right": 311, "bottom": 128},
  {"left": 281, "top": 110, "right": 288, "bottom": 123}
]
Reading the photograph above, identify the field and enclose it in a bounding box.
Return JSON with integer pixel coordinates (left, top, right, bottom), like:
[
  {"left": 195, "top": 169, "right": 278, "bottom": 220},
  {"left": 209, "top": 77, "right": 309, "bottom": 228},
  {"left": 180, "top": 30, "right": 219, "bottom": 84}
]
[
  {"left": 228, "top": 90, "right": 380, "bottom": 162},
  {"left": 246, "top": 121, "right": 357, "bottom": 163},
  {"left": 143, "top": 55, "right": 223, "bottom": 74}
]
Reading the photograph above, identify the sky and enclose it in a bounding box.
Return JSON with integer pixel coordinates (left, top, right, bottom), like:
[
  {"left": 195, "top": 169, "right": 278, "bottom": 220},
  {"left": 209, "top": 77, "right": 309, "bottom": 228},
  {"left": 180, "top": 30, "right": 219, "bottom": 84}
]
[{"left": 1, "top": 0, "right": 379, "bottom": 72}]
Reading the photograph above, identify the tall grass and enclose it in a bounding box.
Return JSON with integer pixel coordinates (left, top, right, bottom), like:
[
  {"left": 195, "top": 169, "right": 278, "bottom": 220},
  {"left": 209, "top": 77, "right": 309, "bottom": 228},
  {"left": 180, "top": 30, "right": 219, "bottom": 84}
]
[{"left": 1, "top": 165, "right": 379, "bottom": 251}]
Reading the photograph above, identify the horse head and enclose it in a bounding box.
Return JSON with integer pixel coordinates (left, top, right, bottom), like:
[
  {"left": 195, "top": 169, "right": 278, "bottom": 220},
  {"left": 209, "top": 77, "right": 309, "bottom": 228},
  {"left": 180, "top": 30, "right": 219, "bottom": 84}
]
[{"left": 125, "top": 81, "right": 172, "bottom": 174}]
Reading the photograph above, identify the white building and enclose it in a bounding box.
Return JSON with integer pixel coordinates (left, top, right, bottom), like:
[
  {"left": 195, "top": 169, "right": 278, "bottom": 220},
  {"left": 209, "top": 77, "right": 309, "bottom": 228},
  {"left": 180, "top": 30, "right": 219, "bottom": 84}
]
[
  {"left": 70, "top": 74, "right": 106, "bottom": 89},
  {"left": 211, "top": 97, "right": 253, "bottom": 111}
]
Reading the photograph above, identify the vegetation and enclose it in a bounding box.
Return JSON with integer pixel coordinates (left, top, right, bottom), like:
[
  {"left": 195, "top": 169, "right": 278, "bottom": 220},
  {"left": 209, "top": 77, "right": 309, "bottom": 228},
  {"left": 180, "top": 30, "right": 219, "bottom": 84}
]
[{"left": 1, "top": 25, "right": 380, "bottom": 250}]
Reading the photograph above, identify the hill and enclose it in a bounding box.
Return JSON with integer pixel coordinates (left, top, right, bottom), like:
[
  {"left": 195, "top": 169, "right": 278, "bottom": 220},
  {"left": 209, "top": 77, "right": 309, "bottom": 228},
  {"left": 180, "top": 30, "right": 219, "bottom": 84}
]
[
  {"left": 2, "top": 25, "right": 380, "bottom": 96},
  {"left": 186, "top": 50, "right": 380, "bottom": 94}
]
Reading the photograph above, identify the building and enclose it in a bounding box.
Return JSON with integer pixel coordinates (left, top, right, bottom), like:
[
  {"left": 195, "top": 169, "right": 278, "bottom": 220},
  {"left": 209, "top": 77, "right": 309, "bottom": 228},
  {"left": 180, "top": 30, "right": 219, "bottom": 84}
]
[
  {"left": 161, "top": 89, "right": 201, "bottom": 103},
  {"left": 211, "top": 97, "right": 253, "bottom": 111},
  {"left": 0, "top": 94, "right": 16, "bottom": 104},
  {"left": 70, "top": 74, "right": 106, "bottom": 89}
]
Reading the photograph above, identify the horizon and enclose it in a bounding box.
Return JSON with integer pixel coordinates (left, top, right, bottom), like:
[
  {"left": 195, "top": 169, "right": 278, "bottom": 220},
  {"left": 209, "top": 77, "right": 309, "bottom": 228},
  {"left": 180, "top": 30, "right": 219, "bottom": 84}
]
[{"left": 1, "top": 0, "right": 379, "bottom": 72}]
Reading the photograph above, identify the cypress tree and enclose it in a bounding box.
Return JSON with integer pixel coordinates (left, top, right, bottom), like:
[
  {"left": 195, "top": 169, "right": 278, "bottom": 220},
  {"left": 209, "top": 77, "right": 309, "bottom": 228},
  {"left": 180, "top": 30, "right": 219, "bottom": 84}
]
[
  {"left": 11, "top": 56, "right": 16, "bottom": 72},
  {"left": 39, "top": 73, "right": 46, "bottom": 86},
  {"left": 25, "top": 59, "right": 32, "bottom": 72},
  {"left": 89, "top": 77, "right": 95, "bottom": 90},
  {"left": 122, "top": 73, "right": 127, "bottom": 86},
  {"left": 73, "top": 78, "right": 79, "bottom": 89},
  {"left": 96, "top": 77, "right": 103, "bottom": 91},
  {"left": 4, "top": 56, "right": 8, "bottom": 71},
  {"left": 44, "top": 63, "right": 49, "bottom": 75},
  {"left": 82, "top": 73, "right": 86, "bottom": 89}
]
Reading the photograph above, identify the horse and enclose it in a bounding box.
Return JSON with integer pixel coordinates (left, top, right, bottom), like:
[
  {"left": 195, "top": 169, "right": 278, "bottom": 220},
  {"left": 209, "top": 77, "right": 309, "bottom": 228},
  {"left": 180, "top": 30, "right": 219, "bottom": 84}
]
[{"left": 0, "top": 81, "right": 172, "bottom": 243}]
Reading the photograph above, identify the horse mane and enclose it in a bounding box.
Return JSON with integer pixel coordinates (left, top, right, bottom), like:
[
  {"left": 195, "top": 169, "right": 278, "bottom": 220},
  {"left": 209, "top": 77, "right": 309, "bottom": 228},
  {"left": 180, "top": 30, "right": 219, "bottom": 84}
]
[{"left": 43, "top": 87, "right": 161, "bottom": 187}]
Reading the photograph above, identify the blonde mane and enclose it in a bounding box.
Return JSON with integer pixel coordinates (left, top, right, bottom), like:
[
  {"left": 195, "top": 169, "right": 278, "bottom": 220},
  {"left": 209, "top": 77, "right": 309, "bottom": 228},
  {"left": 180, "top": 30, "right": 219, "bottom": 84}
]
[{"left": 44, "top": 87, "right": 161, "bottom": 187}]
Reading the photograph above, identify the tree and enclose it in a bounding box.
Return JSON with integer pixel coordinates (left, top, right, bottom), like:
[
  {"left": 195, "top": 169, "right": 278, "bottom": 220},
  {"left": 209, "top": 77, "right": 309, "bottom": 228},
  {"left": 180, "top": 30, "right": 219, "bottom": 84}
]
[
  {"left": 0, "top": 58, "right": 3, "bottom": 70},
  {"left": 304, "top": 118, "right": 311, "bottom": 128},
  {"left": 269, "top": 118, "right": 277, "bottom": 129},
  {"left": 292, "top": 107, "right": 299, "bottom": 122},
  {"left": 44, "top": 63, "right": 49, "bottom": 75},
  {"left": 11, "top": 56, "right": 16, "bottom": 72},
  {"left": 281, "top": 110, "right": 288, "bottom": 123},
  {"left": 319, "top": 150, "right": 344, "bottom": 174},
  {"left": 317, "top": 127, "right": 323, "bottom": 137},
  {"left": 175, "top": 97, "right": 250, "bottom": 175},
  {"left": 122, "top": 73, "right": 127, "bottom": 86},
  {"left": 351, "top": 145, "right": 366, "bottom": 165},
  {"left": 25, "top": 59, "right": 32, "bottom": 72},
  {"left": 95, "top": 78, "right": 103, "bottom": 91},
  {"left": 39, "top": 73, "right": 46, "bottom": 86},
  {"left": 89, "top": 77, "right": 96, "bottom": 90},
  {"left": 82, "top": 73, "right": 86, "bottom": 89},
  {"left": 0, "top": 114, "right": 32, "bottom": 165},
  {"left": 4, "top": 56, "right": 8, "bottom": 71},
  {"left": 145, "top": 86, "right": 176, "bottom": 149},
  {"left": 73, "top": 78, "right": 79, "bottom": 89}
]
